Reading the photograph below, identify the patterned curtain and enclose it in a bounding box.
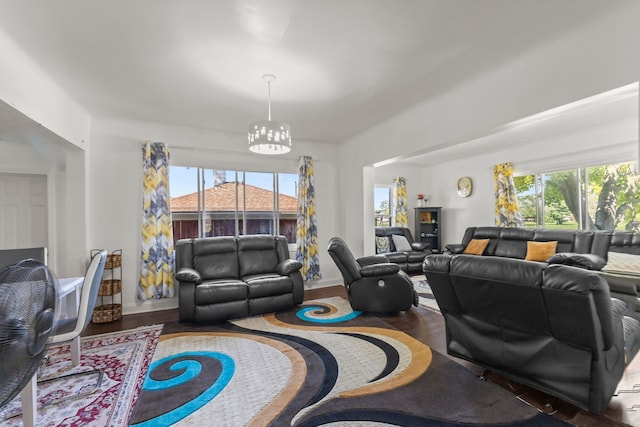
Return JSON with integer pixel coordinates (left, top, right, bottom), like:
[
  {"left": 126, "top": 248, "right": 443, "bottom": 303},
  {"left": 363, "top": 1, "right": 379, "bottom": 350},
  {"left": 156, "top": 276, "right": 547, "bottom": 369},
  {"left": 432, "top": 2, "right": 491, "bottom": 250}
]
[
  {"left": 494, "top": 162, "right": 524, "bottom": 227},
  {"left": 393, "top": 176, "right": 408, "bottom": 227},
  {"left": 295, "top": 156, "right": 321, "bottom": 281},
  {"left": 139, "top": 141, "right": 175, "bottom": 300}
]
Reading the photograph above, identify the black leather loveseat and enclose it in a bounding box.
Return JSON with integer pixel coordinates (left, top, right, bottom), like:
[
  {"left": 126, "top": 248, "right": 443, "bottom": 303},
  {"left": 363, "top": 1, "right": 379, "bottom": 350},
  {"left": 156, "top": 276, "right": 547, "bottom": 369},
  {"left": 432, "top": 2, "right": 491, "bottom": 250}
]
[
  {"left": 424, "top": 254, "right": 632, "bottom": 414},
  {"left": 375, "top": 227, "right": 431, "bottom": 274},
  {"left": 175, "top": 235, "right": 303, "bottom": 323}
]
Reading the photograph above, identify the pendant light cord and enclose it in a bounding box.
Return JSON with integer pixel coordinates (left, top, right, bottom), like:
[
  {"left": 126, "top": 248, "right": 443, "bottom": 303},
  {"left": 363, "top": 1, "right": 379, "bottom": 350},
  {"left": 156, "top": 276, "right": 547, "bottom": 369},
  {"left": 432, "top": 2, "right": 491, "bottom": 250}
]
[{"left": 267, "top": 80, "right": 272, "bottom": 121}]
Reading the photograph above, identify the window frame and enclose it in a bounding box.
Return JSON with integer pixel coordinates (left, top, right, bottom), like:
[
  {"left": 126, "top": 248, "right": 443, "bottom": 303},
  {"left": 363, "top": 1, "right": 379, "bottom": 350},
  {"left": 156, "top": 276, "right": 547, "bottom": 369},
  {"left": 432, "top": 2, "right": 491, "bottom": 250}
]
[{"left": 169, "top": 166, "right": 298, "bottom": 248}]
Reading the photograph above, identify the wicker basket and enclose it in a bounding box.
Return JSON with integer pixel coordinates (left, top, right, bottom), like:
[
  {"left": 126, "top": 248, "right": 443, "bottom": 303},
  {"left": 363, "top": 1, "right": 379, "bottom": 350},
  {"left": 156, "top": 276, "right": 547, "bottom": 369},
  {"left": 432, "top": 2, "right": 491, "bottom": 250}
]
[
  {"left": 105, "top": 253, "right": 122, "bottom": 269},
  {"left": 92, "top": 303, "right": 122, "bottom": 323},
  {"left": 98, "top": 279, "right": 122, "bottom": 296}
]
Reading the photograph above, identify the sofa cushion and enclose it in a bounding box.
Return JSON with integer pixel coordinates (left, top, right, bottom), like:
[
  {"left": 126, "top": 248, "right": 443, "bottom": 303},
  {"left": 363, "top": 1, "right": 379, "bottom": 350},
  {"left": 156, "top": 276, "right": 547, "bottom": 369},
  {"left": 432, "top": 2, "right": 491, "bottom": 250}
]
[
  {"left": 392, "top": 234, "right": 413, "bottom": 252},
  {"left": 463, "top": 239, "right": 489, "bottom": 255},
  {"left": 406, "top": 251, "right": 428, "bottom": 263},
  {"left": 244, "top": 275, "right": 292, "bottom": 298},
  {"left": 525, "top": 241, "right": 557, "bottom": 262},
  {"left": 195, "top": 279, "right": 247, "bottom": 305},
  {"left": 495, "top": 228, "right": 534, "bottom": 258},
  {"left": 376, "top": 236, "right": 391, "bottom": 254},
  {"left": 238, "top": 235, "right": 280, "bottom": 276},
  {"left": 384, "top": 252, "right": 407, "bottom": 263},
  {"left": 193, "top": 237, "right": 239, "bottom": 280}
]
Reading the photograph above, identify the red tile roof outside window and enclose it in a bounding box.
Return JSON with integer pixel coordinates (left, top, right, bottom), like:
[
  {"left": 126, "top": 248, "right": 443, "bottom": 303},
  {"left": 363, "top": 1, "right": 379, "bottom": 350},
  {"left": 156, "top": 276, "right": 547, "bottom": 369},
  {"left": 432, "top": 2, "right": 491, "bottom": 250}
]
[
  {"left": 170, "top": 182, "right": 298, "bottom": 243},
  {"left": 171, "top": 182, "right": 297, "bottom": 213}
]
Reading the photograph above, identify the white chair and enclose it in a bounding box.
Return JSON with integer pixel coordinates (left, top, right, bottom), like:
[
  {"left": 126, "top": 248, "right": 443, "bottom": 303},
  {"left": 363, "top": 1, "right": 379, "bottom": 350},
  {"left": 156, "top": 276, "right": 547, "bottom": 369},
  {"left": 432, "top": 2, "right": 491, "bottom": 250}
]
[
  {"left": 15, "top": 250, "right": 107, "bottom": 425},
  {"left": 50, "top": 249, "right": 107, "bottom": 365}
]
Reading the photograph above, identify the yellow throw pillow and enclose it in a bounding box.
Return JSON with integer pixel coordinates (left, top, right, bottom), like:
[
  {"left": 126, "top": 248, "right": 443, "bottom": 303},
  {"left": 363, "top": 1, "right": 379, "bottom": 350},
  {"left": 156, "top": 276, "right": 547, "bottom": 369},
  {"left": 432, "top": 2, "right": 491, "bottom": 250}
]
[
  {"left": 525, "top": 241, "right": 558, "bottom": 262},
  {"left": 463, "top": 239, "right": 490, "bottom": 255}
]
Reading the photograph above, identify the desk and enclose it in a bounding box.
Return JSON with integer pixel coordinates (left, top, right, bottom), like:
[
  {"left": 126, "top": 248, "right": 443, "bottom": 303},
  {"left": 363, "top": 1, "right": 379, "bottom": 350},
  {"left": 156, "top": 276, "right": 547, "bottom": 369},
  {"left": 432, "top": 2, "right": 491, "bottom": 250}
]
[{"left": 19, "top": 276, "right": 84, "bottom": 427}]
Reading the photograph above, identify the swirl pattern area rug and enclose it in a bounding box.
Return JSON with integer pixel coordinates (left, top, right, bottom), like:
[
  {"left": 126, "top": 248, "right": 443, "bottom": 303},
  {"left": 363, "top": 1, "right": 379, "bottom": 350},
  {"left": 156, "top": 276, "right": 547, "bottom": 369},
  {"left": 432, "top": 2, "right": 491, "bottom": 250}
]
[
  {"left": 1, "top": 324, "right": 162, "bottom": 427},
  {"left": 130, "top": 297, "right": 567, "bottom": 426}
]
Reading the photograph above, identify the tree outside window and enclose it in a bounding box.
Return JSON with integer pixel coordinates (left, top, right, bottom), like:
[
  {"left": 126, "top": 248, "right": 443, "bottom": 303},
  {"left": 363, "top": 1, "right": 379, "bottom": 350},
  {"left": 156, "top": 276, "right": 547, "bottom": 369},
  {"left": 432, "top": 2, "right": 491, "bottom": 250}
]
[
  {"left": 375, "top": 186, "right": 392, "bottom": 226},
  {"left": 515, "top": 162, "right": 640, "bottom": 231}
]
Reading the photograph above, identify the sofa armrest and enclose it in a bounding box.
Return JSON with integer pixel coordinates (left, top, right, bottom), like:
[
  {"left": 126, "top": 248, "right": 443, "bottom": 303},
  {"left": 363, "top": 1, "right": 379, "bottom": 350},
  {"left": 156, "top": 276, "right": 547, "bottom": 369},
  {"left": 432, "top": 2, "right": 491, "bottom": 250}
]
[
  {"left": 411, "top": 242, "right": 430, "bottom": 252},
  {"left": 547, "top": 252, "right": 607, "bottom": 270},
  {"left": 445, "top": 243, "right": 465, "bottom": 254},
  {"left": 175, "top": 267, "right": 202, "bottom": 284},
  {"left": 275, "top": 259, "right": 303, "bottom": 275},
  {"left": 357, "top": 255, "right": 388, "bottom": 267},
  {"left": 360, "top": 263, "right": 400, "bottom": 277}
]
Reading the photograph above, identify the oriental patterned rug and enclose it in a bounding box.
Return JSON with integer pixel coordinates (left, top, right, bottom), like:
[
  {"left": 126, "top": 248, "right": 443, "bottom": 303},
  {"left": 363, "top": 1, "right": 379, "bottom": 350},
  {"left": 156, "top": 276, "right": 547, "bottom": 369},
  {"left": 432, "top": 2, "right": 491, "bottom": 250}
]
[
  {"left": 1, "top": 324, "right": 162, "bottom": 427},
  {"left": 130, "top": 297, "right": 567, "bottom": 426}
]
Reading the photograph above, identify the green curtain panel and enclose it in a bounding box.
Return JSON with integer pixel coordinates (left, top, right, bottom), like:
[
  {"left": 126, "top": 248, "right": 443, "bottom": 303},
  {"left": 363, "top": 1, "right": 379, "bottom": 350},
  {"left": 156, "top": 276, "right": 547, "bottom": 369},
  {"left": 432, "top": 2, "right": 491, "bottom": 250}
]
[
  {"left": 393, "top": 176, "right": 408, "bottom": 227},
  {"left": 494, "top": 162, "right": 524, "bottom": 227},
  {"left": 295, "top": 156, "right": 321, "bottom": 281},
  {"left": 139, "top": 141, "right": 175, "bottom": 300}
]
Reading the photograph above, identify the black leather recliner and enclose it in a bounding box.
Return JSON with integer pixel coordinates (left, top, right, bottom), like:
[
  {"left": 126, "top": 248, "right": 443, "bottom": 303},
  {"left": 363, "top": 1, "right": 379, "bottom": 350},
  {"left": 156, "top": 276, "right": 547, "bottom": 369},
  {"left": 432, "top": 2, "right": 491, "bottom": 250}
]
[{"left": 328, "top": 236, "right": 418, "bottom": 312}]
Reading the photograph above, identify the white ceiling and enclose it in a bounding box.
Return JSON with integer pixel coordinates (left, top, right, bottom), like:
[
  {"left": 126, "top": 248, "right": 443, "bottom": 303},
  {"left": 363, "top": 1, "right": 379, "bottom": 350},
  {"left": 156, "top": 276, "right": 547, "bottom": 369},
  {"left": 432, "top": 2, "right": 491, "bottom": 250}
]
[{"left": 0, "top": 0, "right": 627, "bottom": 144}]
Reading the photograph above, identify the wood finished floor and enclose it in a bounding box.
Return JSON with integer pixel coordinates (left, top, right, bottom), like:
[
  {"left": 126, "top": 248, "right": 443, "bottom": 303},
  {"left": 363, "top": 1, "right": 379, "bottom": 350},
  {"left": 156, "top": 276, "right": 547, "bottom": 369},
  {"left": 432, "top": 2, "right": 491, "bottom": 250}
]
[{"left": 84, "top": 285, "right": 637, "bottom": 427}]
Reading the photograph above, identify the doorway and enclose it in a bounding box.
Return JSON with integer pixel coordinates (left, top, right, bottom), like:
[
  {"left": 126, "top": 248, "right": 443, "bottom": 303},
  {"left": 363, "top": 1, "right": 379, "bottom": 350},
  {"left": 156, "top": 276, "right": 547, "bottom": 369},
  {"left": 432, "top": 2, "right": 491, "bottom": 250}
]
[{"left": 0, "top": 172, "right": 48, "bottom": 249}]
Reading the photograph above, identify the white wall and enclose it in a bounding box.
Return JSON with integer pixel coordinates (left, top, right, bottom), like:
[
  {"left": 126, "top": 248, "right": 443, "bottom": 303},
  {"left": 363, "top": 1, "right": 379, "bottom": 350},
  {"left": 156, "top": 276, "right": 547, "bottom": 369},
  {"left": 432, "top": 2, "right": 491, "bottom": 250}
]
[
  {"left": 0, "top": 135, "right": 87, "bottom": 278},
  {"left": 422, "top": 112, "right": 638, "bottom": 246},
  {"left": 88, "top": 117, "right": 341, "bottom": 315},
  {"left": 340, "top": 1, "right": 640, "bottom": 254},
  {"left": 0, "top": 27, "right": 90, "bottom": 149}
]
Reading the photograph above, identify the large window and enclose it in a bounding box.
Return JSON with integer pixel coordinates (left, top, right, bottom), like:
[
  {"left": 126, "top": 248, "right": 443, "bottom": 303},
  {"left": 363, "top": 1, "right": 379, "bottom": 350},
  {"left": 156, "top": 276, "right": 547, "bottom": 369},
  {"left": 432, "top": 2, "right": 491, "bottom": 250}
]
[
  {"left": 515, "top": 162, "right": 640, "bottom": 231},
  {"left": 374, "top": 186, "right": 392, "bottom": 226},
  {"left": 170, "top": 167, "right": 298, "bottom": 244}
]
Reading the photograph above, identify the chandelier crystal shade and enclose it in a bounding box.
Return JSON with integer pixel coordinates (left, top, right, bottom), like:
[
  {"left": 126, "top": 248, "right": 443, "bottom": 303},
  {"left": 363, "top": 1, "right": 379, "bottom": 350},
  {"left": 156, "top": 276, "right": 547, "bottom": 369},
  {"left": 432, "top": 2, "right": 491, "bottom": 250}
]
[{"left": 248, "top": 74, "right": 292, "bottom": 155}]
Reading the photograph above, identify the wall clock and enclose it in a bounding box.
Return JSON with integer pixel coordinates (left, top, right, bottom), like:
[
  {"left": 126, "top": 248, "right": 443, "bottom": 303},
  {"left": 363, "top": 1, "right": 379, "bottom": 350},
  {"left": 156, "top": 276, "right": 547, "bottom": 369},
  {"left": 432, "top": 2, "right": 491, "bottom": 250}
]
[{"left": 456, "top": 176, "right": 473, "bottom": 197}]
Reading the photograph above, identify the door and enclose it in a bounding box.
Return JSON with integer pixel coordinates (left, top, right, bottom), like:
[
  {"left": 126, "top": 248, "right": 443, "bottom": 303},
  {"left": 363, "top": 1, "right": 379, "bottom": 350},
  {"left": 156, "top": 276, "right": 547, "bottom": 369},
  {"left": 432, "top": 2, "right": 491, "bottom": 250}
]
[{"left": 0, "top": 173, "right": 48, "bottom": 249}]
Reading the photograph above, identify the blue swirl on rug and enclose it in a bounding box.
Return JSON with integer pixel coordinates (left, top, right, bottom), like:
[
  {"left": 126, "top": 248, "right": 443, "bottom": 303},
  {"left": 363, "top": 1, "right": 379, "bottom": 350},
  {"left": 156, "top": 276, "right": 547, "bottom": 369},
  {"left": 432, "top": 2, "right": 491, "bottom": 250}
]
[
  {"left": 130, "top": 351, "right": 234, "bottom": 427},
  {"left": 296, "top": 305, "right": 362, "bottom": 323}
]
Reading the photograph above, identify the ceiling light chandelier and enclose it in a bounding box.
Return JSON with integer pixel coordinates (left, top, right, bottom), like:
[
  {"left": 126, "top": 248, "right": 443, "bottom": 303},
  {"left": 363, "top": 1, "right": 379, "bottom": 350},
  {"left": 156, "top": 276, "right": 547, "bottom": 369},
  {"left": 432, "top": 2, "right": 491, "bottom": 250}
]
[{"left": 248, "top": 74, "right": 292, "bottom": 155}]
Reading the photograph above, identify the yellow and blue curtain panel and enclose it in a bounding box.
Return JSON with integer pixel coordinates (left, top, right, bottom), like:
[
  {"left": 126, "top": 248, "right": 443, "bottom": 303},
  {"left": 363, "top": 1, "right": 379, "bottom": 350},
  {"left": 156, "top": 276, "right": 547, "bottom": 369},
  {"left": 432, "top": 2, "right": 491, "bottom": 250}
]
[
  {"left": 494, "top": 162, "right": 524, "bottom": 228},
  {"left": 296, "top": 156, "right": 321, "bottom": 281},
  {"left": 140, "top": 141, "right": 175, "bottom": 300},
  {"left": 393, "top": 176, "right": 408, "bottom": 227}
]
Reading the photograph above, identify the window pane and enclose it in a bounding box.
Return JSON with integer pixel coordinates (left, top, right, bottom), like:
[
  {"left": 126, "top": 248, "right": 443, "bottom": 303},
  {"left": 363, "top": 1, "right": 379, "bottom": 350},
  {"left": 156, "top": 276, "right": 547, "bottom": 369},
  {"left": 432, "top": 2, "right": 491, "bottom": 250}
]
[
  {"left": 208, "top": 169, "right": 235, "bottom": 237},
  {"left": 540, "top": 169, "right": 579, "bottom": 230},
  {"left": 586, "top": 162, "right": 640, "bottom": 231},
  {"left": 242, "top": 171, "right": 275, "bottom": 235},
  {"left": 170, "top": 166, "right": 200, "bottom": 244},
  {"left": 514, "top": 175, "right": 536, "bottom": 228},
  {"left": 374, "top": 186, "right": 391, "bottom": 226}
]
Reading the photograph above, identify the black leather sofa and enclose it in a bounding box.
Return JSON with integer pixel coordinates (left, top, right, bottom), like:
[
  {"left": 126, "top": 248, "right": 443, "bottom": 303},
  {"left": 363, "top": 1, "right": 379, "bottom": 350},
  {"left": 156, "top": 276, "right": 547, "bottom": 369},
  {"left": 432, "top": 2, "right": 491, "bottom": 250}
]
[
  {"left": 446, "top": 226, "right": 640, "bottom": 318},
  {"left": 425, "top": 226, "right": 640, "bottom": 413},
  {"left": 374, "top": 227, "right": 431, "bottom": 274},
  {"left": 328, "top": 236, "right": 418, "bottom": 312},
  {"left": 175, "top": 235, "right": 303, "bottom": 323},
  {"left": 424, "top": 254, "right": 632, "bottom": 414}
]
